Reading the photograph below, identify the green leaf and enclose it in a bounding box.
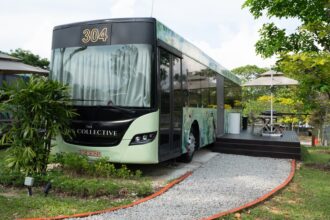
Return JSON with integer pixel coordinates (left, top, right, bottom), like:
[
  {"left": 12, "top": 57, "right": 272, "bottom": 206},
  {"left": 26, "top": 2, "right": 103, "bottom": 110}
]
[{"left": 2, "top": 76, "right": 76, "bottom": 174}]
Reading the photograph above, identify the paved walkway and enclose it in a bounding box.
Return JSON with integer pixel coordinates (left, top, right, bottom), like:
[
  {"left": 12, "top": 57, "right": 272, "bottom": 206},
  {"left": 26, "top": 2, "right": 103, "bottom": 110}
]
[{"left": 73, "top": 154, "right": 292, "bottom": 220}]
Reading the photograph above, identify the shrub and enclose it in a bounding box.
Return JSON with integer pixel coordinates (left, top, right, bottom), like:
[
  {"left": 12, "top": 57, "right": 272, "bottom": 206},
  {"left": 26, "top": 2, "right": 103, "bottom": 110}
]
[
  {"left": 49, "top": 175, "right": 152, "bottom": 198},
  {"left": 0, "top": 152, "right": 152, "bottom": 198},
  {"left": 0, "top": 169, "right": 57, "bottom": 187},
  {"left": 135, "top": 182, "right": 153, "bottom": 196},
  {"left": 53, "top": 152, "right": 143, "bottom": 179},
  {"left": 0, "top": 167, "right": 152, "bottom": 198},
  {"left": 61, "top": 153, "right": 89, "bottom": 175},
  {"left": 116, "top": 165, "right": 132, "bottom": 179},
  {"left": 89, "top": 157, "right": 117, "bottom": 177},
  {"left": 0, "top": 76, "right": 76, "bottom": 175},
  {"left": 0, "top": 171, "right": 25, "bottom": 187},
  {"left": 134, "top": 169, "right": 143, "bottom": 178}
]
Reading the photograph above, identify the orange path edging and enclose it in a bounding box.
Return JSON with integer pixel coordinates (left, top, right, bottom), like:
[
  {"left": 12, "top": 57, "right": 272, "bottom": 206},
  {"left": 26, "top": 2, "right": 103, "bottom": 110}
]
[
  {"left": 201, "top": 159, "right": 296, "bottom": 220},
  {"left": 19, "top": 171, "right": 192, "bottom": 220}
]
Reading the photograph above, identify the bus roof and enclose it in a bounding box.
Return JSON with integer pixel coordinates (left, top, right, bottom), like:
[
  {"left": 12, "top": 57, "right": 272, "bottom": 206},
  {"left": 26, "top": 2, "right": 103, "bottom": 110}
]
[
  {"left": 156, "top": 20, "right": 241, "bottom": 85},
  {"left": 53, "top": 17, "right": 240, "bottom": 85}
]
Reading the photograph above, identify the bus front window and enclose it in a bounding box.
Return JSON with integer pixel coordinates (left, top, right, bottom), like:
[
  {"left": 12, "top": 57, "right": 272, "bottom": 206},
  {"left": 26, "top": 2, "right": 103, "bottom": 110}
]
[{"left": 50, "top": 44, "right": 152, "bottom": 107}]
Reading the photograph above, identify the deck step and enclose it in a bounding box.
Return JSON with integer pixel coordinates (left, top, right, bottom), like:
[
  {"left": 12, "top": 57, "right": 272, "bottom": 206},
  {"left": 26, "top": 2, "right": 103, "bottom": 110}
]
[
  {"left": 216, "top": 138, "right": 299, "bottom": 147},
  {"left": 213, "top": 131, "right": 301, "bottom": 160},
  {"left": 215, "top": 141, "right": 301, "bottom": 154},
  {"left": 212, "top": 146, "right": 301, "bottom": 160}
]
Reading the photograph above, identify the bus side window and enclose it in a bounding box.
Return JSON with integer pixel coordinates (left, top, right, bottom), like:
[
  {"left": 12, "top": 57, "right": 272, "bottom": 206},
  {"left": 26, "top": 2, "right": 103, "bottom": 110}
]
[
  {"left": 209, "top": 71, "right": 217, "bottom": 108},
  {"left": 184, "top": 56, "right": 207, "bottom": 108},
  {"left": 182, "top": 65, "right": 189, "bottom": 107}
]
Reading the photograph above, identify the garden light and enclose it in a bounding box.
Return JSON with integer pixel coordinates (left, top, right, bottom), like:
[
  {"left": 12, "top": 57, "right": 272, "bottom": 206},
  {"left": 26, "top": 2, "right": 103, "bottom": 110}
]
[
  {"left": 44, "top": 182, "right": 52, "bottom": 196},
  {"left": 24, "top": 176, "right": 34, "bottom": 196}
]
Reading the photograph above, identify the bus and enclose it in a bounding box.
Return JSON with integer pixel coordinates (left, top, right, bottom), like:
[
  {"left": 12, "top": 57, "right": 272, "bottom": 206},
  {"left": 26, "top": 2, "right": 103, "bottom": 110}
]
[{"left": 50, "top": 18, "right": 241, "bottom": 163}]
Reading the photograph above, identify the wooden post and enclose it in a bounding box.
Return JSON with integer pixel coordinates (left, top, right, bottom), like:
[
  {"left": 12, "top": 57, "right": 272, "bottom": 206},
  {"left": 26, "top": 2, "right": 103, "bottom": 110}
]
[{"left": 312, "top": 135, "right": 315, "bottom": 147}]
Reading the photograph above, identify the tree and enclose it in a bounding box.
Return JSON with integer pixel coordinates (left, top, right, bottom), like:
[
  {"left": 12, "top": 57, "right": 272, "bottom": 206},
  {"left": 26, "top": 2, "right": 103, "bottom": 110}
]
[
  {"left": 279, "top": 52, "right": 330, "bottom": 108},
  {"left": 231, "top": 65, "right": 268, "bottom": 83},
  {"left": 243, "top": 0, "right": 330, "bottom": 144},
  {"left": 231, "top": 65, "right": 269, "bottom": 108},
  {"left": 0, "top": 76, "right": 76, "bottom": 174},
  {"left": 243, "top": 0, "right": 330, "bottom": 56},
  {"left": 10, "top": 48, "right": 50, "bottom": 70},
  {"left": 279, "top": 52, "right": 330, "bottom": 140}
]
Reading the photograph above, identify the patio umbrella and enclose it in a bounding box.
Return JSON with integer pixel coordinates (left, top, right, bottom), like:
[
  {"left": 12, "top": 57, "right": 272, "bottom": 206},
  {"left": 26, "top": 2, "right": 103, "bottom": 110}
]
[{"left": 243, "top": 70, "right": 298, "bottom": 135}]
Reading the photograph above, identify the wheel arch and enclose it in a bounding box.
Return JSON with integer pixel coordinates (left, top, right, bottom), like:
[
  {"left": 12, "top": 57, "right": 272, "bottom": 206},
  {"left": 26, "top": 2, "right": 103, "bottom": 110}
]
[{"left": 191, "top": 120, "right": 200, "bottom": 149}]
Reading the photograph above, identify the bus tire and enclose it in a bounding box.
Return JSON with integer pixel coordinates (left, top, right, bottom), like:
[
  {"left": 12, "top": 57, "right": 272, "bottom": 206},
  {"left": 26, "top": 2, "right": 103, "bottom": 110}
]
[{"left": 182, "top": 127, "right": 199, "bottom": 163}]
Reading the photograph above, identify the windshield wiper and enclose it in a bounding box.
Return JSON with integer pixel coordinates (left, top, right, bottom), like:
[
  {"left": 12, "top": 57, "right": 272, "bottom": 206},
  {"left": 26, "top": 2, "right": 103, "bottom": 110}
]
[{"left": 64, "top": 47, "right": 87, "bottom": 66}]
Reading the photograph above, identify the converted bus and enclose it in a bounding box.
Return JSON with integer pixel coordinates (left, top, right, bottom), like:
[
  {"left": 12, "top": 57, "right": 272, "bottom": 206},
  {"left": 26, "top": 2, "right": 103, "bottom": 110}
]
[{"left": 50, "top": 18, "right": 241, "bottom": 163}]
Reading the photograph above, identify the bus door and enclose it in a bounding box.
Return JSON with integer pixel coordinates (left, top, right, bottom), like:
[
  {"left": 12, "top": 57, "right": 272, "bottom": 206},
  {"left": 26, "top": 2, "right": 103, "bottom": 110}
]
[{"left": 159, "top": 48, "right": 182, "bottom": 161}]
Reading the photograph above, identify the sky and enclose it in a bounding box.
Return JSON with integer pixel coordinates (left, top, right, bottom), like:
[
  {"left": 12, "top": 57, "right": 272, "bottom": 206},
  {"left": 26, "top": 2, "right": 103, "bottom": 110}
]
[{"left": 0, "top": 0, "right": 300, "bottom": 70}]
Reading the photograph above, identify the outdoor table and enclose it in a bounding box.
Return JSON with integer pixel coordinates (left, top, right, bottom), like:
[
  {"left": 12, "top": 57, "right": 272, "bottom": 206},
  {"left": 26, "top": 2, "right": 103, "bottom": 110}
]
[{"left": 257, "top": 115, "right": 283, "bottom": 134}]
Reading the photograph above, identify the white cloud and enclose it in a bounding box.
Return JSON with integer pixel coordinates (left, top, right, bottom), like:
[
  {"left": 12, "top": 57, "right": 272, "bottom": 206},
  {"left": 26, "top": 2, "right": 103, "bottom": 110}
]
[
  {"left": 110, "top": 0, "right": 137, "bottom": 18},
  {"left": 193, "top": 21, "right": 276, "bottom": 70},
  {"left": 23, "top": 21, "right": 54, "bottom": 59}
]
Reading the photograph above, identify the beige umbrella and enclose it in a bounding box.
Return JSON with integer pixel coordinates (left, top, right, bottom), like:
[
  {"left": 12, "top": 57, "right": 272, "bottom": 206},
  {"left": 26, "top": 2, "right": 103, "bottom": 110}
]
[
  {"left": 243, "top": 70, "right": 298, "bottom": 136},
  {"left": 244, "top": 70, "right": 298, "bottom": 86}
]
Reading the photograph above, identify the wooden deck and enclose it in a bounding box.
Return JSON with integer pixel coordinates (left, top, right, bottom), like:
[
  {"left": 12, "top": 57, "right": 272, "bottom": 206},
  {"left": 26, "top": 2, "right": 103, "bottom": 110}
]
[{"left": 212, "top": 130, "right": 301, "bottom": 160}]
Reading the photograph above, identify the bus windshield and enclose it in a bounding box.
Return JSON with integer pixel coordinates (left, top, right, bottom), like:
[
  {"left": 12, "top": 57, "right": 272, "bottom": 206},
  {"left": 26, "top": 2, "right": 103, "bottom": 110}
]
[{"left": 50, "top": 44, "right": 152, "bottom": 107}]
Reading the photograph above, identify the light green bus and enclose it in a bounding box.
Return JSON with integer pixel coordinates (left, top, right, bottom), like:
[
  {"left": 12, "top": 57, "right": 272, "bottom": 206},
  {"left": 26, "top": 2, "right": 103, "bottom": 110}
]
[{"left": 50, "top": 18, "right": 241, "bottom": 163}]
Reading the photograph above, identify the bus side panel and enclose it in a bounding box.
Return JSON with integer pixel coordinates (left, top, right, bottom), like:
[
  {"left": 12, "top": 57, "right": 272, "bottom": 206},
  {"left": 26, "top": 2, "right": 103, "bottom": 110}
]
[
  {"left": 52, "top": 110, "right": 159, "bottom": 164},
  {"left": 182, "top": 107, "right": 217, "bottom": 153}
]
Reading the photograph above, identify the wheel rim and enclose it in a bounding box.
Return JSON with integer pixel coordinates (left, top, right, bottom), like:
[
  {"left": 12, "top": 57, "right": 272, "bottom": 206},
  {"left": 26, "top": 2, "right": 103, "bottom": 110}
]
[{"left": 187, "top": 132, "right": 196, "bottom": 157}]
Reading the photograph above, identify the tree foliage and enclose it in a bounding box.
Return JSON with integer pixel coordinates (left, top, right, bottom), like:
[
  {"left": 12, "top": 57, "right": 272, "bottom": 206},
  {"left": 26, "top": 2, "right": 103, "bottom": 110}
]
[
  {"left": 243, "top": 0, "right": 330, "bottom": 56},
  {"left": 231, "top": 65, "right": 270, "bottom": 110},
  {"left": 231, "top": 65, "right": 268, "bottom": 83},
  {"left": 243, "top": 95, "right": 303, "bottom": 120},
  {"left": 0, "top": 76, "right": 76, "bottom": 174},
  {"left": 243, "top": 0, "right": 330, "bottom": 143},
  {"left": 279, "top": 52, "right": 330, "bottom": 105},
  {"left": 10, "top": 48, "right": 50, "bottom": 70},
  {"left": 242, "top": 0, "right": 330, "bottom": 95}
]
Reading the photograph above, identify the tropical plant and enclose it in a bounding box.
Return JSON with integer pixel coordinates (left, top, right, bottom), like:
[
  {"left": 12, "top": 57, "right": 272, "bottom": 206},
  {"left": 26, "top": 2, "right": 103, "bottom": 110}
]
[{"left": 0, "top": 76, "right": 76, "bottom": 175}]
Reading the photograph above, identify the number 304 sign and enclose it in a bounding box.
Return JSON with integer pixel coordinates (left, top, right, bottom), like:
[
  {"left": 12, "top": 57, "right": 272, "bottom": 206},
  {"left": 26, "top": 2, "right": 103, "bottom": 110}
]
[{"left": 81, "top": 25, "right": 110, "bottom": 45}]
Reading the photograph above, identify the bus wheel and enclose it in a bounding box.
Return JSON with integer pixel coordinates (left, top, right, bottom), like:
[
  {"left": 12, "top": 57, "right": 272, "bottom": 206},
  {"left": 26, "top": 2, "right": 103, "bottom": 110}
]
[{"left": 182, "top": 131, "right": 197, "bottom": 163}]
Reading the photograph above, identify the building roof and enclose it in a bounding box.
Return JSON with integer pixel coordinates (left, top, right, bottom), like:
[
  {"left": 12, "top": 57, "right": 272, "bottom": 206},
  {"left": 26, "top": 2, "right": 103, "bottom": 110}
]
[
  {"left": 0, "top": 53, "right": 20, "bottom": 61},
  {"left": 0, "top": 53, "right": 48, "bottom": 75}
]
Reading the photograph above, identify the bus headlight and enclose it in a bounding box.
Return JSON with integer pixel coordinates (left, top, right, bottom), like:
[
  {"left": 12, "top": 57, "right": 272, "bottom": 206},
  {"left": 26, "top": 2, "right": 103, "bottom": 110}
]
[{"left": 130, "top": 132, "right": 157, "bottom": 145}]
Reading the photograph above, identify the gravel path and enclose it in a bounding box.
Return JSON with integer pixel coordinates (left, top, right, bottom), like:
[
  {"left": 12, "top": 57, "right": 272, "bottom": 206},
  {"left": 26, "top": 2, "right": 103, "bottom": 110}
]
[{"left": 73, "top": 154, "right": 292, "bottom": 220}]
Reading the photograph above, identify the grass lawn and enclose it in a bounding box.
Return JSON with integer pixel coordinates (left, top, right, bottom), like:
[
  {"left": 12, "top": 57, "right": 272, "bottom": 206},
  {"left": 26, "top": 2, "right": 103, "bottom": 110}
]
[
  {"left": 0, "top": 187, "right": 131, "bottom": 220},
  {"left": 0, "top": 149, "right": 151, "bottom": 219},
  {"left": 219, "top": 146, "right": 330, "bottom": 220}
]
